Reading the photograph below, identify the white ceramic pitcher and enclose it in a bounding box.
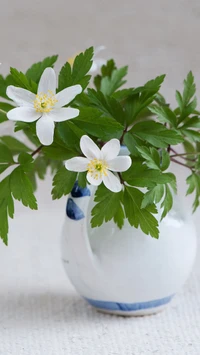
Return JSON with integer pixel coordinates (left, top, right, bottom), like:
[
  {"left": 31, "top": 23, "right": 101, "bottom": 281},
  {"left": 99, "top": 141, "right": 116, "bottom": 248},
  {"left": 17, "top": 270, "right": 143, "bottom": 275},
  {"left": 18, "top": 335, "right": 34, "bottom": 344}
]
[{"left": 61, "top": 180, "right": 197, "bottom": 316}]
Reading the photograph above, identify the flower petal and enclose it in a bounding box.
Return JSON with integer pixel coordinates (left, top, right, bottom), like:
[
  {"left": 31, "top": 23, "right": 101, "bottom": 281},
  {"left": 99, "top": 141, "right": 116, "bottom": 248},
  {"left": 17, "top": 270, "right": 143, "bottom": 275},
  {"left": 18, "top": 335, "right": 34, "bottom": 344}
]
[
  {"left": 103, "top": 170, "right": 122, "bottom": 192},
  {"left": 36, "top": 114, "right": 55, "bottom": 146},
  {"left": 7, "top": 107, "right": 41, "bottom": 122},
  {"left": 87, "top": 171, "right": 102, "bottom": 186},
  {"left": 101, "top": 139, "right": 120, "bottom": 161},
  {"left": 94, "top": 45, "right": 106, "bottom": 56},
  {"left": 80, "top": 135, "right": 101, "bottom": 160},
  {"left": 38, "top": 67, "right": 56, "bottom": 94},
  {"left": 55, "top": 85, "right": 82, "bottom": 107},
  {"left": 65, "top": 157, "right": 89, "bottom": 172},
  {"left": 89, "top": 59, "right": 106, "bottom": 74},
  {"left": 108, "top": 156, "right": 132, "bottom": 172},
  {"left": 48, "top": 108, "right": 79, "bottom": 122},
  {"left": 6, "top": 86, "right": 35, "bottom": 106}
]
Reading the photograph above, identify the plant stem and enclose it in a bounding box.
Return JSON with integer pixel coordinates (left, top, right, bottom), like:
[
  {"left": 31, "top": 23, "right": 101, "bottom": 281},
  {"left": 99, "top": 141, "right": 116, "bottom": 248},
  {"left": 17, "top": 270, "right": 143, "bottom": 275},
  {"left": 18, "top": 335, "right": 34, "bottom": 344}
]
[
  {"left": 31, "top": 145, "right": 43, "bottom": 157},
  {"left": 170, "top": 152, "right": 200, "bottom": 158},
  {"left": 170, "top": 157, "right": 193, "bottom": 170}
]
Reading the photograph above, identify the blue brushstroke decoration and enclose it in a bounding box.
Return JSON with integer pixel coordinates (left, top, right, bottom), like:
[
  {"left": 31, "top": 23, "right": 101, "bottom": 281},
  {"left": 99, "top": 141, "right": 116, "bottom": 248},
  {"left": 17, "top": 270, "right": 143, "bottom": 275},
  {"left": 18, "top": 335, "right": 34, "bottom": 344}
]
[
  {"left": 66, "top": 198, "right": 84, "bottom": 220},
  {"left": 71, "top": 181, "right": 91, "bottom": 198},
  {"left": 85, "top": 294, "right": 174, "bottom": 311}
]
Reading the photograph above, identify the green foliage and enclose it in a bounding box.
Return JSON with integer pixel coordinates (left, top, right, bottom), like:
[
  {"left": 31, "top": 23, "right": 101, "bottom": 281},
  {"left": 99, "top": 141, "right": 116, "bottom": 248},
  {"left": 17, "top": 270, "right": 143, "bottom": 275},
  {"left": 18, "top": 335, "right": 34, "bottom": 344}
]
[
  {"left": 149, "top": 105, "right": 177, "bottom": 127},
  {"left": 91, "top": 184, "right": 124, "bottom": 228},
  {"left": 10, "top": 68, "right": 37, "bottom": 93},
  {"left": 176, "top": 71, "right": 197, "bottom": 123},
  {"left": 58, "top": 47, "right": 93, "bottom": 91},
  {"left": 0, "top": 136, "right": 31, "bottom": 154},
  {"left": 124, "top": 186, "right": 159, "bottom": 238},
  {"left": 0, "top": 103, "right": 15, "bottom": 123},
  {"left": 186, "top": 173, "right": 200, "bottom": 212},
  {"left": 100, "top": 66, "right": 128, "bottom": 96},
  {"left": 52, "top": 166, "right": 77, "bottom": 199},
  {"left": 73, "top": 107, "right": 124, "bottom": 140},
  {"left": 131, "top": 121, "right": 183, "bottom": 148},
  {"left": 26, "top": 55, "right": 58, "bottom": 83}
]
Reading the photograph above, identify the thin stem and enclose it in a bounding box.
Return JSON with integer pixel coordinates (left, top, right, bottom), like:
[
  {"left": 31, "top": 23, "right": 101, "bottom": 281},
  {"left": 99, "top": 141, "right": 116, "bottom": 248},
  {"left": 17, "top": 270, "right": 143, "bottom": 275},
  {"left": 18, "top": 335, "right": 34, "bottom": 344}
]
[
  {"left": 170, "top": 157, "right": 193, "bottom": 171},
  {"left": 120, "top": 126, "right": 128, "bottom": 145},
  {"left": 31, "top": 145, "right": 43, "bottom": 157},
  {"left": 118, "top": 173, "right": 125, "bottom": 185},
  {"left": 170, "top": 152, "right": 200, "bottom": 158}
]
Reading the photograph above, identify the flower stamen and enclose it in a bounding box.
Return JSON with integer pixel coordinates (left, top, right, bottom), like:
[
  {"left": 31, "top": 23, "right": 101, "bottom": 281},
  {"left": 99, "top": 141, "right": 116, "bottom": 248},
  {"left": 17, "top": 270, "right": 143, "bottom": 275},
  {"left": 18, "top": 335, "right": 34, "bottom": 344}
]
[
  {"left": 33, "top": 90, "right": 58, "bottom": 113},
  {"left": 87, "top": 159, "right": 108, "bottom": 179}
]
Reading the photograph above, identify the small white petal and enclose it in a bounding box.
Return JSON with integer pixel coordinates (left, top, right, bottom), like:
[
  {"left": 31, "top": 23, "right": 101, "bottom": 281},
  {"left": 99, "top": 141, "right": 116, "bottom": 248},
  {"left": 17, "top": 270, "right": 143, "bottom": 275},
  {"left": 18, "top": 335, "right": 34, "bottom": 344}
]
[
  {"left": 80, "top": 135, "right": 101, "bottom": 160},
  {"left": 101, "top": 139, "right": 120, "bottom": 161},
  {"left": 89, "top": 59, "right": 106, "bottom": 74},
  {"left": 6, "top": 86, "right": 35, "bottom": 106},
  {"left": 94, "top": 45, "right": 106, "bottom": 56},
  {"left": 87, "top": 171, "right": 102, "bottom": 186},
  {"left": 7, "top": 107, "right": 41, "bottom": 122},
  {"left": 55, "top": 85, "right": 82, "bottom": 107},
  {"left": 36, "top": 114, "right": 55, "bottom": 146},
  {"left": 48, "top": 108, "right": 79, "bottom": 122},
  {"left": 108, "top": 156, "right": 132, "bottom": 172},
  {"left": 103, "top": 171, "right": 122, "bottom": 192},
  {"left": 38, "top": 67, "right": 56, "bottom": 94},
  {"left": 65, "top": 157, "right": 89, "bottom": 172}
]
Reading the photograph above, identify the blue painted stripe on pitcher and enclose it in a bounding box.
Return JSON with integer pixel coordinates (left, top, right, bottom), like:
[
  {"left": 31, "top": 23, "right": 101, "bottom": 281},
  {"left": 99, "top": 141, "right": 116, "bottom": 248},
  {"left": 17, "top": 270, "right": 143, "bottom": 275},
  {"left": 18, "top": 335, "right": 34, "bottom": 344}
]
[
  {"left": 66, "top": 198, "right": 85, "bottom": 220},
  {"left": 71, "top": 181, "right": 91, "bottom": 198},
  {"left": 85, "top": 295, "right": 174, "bottom": 311}
]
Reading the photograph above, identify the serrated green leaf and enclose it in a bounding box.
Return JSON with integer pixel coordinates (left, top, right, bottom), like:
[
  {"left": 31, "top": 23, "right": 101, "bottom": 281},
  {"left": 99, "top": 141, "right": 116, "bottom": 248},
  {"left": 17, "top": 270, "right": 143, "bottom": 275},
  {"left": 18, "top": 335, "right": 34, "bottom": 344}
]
[
  {"left": 0, "top": 103, "right": 15, "bottom": 123},
  {"left": 0, "top": 136, "right": 31, "bottom": 154},
  {"left": 0, "top": 143, "right": 14, "bottom": 163},
  {"left": 161, "top": 149, "right": 170, "bottom": 171},
  {"left": 73, "top": 107, "right": 124, "bottom": 140},
  {"left": 136, "top": 146, "right": 160, "bottom": 170},
  {"left": 101, "top": 59, "right": 116, "bottom": 77},
  {"left": 56, "top": 120, "right": 85, "bottom": 150},
  {"left": 141, "top": 185, "right": 165, "bottom": 209},
  {"left": 124, "top": 186, "right": 159, "bottom": 238},
  {"left": 10, "top": 68, "right": 37, "bottom": 93},
  {"left": 26, "top": 55, "right": 58, "bottom": 83},
  {"left": 43, "top": 144, "right": 76, "bottom": 160},
  {"left": 18, "top": 152, "right": 34, "bottom": 172},
  {"left": 10, "top": 167, "right": 37, "bottom": 209},
  {"left": 131, "top": 121, "right": 183, "bottom": 148},
  {"left": 101, "top": 66, "right": 128, "bottom": 96},
  {"left": 149, "top": 105, "right": 177, "bottom": 127},
  {"left": 161, "top": 185, "right": 173, "bottom": 220},
  {"left": 186, "top": 173, "right": 200, "bottom": 212},
  {"left": 0, "top": 164, "right": 9, "bottom": 174},
  {"left": 123, "top": 132, "right": 143, "bottom": 157},
  {"left": 181, "top": 129, "right": 200, "bottom": 142},
  {"left": 181, "top": 116, "right": 200, "bottom": 129},
  {"left": 91, "top": 184, "right": 124, "bottom": 228},
  {"left": 58, "top": 47, "right": 93, "bottom": 91},
  {"left": 52, "top": 166, "right": 77, "bottom": 199},
  {"left": 113, "top": 203, "right": 125, "bottom": 229}
]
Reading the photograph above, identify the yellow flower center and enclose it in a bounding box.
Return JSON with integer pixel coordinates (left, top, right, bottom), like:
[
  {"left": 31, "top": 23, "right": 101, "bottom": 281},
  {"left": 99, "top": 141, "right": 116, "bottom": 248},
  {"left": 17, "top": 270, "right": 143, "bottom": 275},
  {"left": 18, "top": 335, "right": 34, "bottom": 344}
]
[
  {"left": 33, "top": 90, "right": 58, "bottom": 113},
  {"left": 87, "top": 159, "right": 108, "bottom": 180}
]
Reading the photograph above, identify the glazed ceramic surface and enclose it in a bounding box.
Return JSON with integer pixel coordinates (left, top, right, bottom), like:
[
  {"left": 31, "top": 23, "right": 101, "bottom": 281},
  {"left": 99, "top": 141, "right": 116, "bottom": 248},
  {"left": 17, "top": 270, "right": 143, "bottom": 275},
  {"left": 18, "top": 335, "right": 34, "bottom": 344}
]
[{"left": 61, "top": 180, "right": 197, "bottom": 316}]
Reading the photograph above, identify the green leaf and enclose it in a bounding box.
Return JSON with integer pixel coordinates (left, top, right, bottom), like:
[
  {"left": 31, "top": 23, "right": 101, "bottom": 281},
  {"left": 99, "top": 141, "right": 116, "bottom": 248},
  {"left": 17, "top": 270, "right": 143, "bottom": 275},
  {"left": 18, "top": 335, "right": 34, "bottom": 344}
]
[
  {"left": 43, "top": 144, "right": 76, "bottom": 160},
  {"left": 101, "top": 59, "right": 116, "bottom": 77},
  {"left": 0, "top": 74, "right": 16, "bottom": 100},
  {"left": 0, "top": 103, "right": 15, "bottom": 123},
  {"left": 10, "top": 68, "right": 37, "bottom": 93},
  {"left": 176, "top": 72, "right": 197, "bottom": 122},
  {"left": 10, "top": 167, "right": 37, "bottom": 209},
  {"left": 26, "top": 55, "right": 58, "bottom": 83},
  {"left": 113, "top": 203, "right": 125, "bottom": 229},
  {"left": 131, "top": 121, "right": 183, "bottom": 148},
  {"left": 160, "top": 149, "right": 170, "bottom": 171},
  {"left": 0, "top": 136, "right": 31, "bottom": 154},
  {"left": 78, "top": 172, "right": 87, "bottom": 188},
  {"left": 18, "top": 152, "right": 34, "bottom": 172},
  {"left": 58, "top": 47, "right": 93, "bottom": 91},
  {"left": 181, "top": 116, "right": 200, "bottom": 129},
  {"left": 73, "top": 107, "right": 124, "bottom": 140},
  {"left": 122, "top": 158, "right": 174, "bottom": 188},
  {"left": 52, "top": 166, "right": 77, "bottom": 199},
  {"left": 181, "top": 129, "right": 200, "bottom": 142},
  {"left": 0, "top": 164, "right": 9, "bottom": 174},
  {"left": 0, "top": 177, "right": 13, "bottom": 244},
  {"left": 182, "top": 71, "right": 196, "bottom": 106},
  {"left": 186, "top": 173, "right": 200, "bottom": 212},
  {"left": 123, "top": 132, "right": 143, "bottom": 157},
  {"left": 87, "top": 88, "right": 126, "bottom": 125},
  {"left": 91, "top": 185, "right": 124, "bottom": 228},
  {"left": 56, "top": 121, "right": 85, "bottom": 150},
  {"left": 161, "top": 185, "right": 173, "bottom": 220},
  {"left": 136, "top": 146, "right": 161, "bottom": 170},
  {"left": 0, "top": 143, "right": 14, "bottom": 163},
  {"left": 141, "top": 185, "right": 165, "bottom": 209},
  {"left": 124, "top": 186, "right": 159, "bottom": 238},
  {"left": 101, "top": 66, "right": 128, "bottom": 96},
  {"left": 149, "top": 105, "right": 177, "bottom": 127}
]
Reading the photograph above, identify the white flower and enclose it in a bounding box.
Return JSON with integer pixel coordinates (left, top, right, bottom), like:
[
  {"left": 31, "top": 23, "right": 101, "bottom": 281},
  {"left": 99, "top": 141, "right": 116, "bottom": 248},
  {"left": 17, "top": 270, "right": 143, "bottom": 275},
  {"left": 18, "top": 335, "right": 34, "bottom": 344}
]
[
  {"left": 6, "top": 68, "right": 82, "bottom": 146},
  {"left": 65, "top": 135, "right": 131, "bottom": 193}
]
